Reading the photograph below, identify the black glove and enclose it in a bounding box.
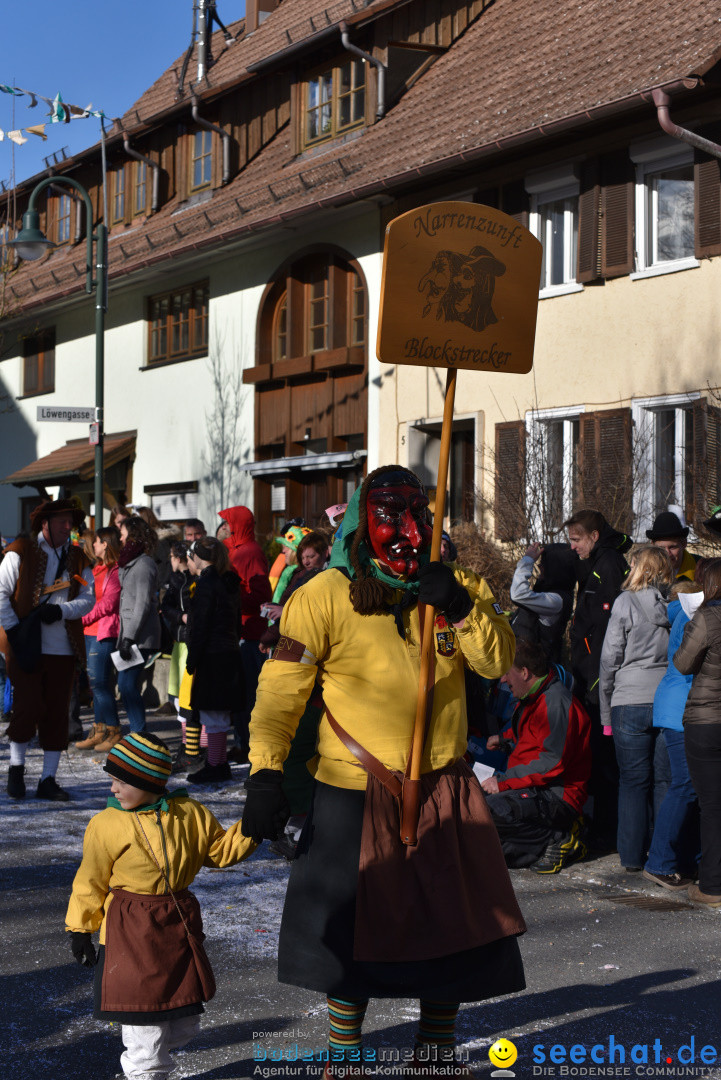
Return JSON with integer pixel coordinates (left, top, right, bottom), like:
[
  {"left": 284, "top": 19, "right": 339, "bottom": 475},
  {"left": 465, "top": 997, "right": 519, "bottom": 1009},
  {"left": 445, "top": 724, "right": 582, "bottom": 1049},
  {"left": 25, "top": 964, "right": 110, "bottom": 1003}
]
[
  {"left": 241, "top": 769, "right": 290, "bottom": 843},
  {"left": 69, "top": 931, "right": 97, "bottom": 967},
  {"left": 118, "top": 637, "right": 135, "bottom": 662},
  {"left": 39, "top": 604, "right": 63, "bottom": 624},
  {"left": 417, "top": 562, "right": 473, "bottom": 624}
]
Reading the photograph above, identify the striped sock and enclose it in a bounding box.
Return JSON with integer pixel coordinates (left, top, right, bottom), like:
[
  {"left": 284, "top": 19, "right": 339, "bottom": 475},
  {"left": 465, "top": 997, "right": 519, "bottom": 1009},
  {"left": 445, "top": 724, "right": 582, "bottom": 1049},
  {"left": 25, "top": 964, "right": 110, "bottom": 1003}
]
[
  {"left": 200, "top": 725, "right": 209, "bottom": 748},
  {"left": 185, "top": 723, "right": 201, "bottom": 758},
  {"left": 206, "top": 731, "right": 227, "bottom": 766},
  {"left": 180, "top": 719, "right": 186, "bottom": 744},
  {"left": 416, "top": 1000, "right": 459, "bottom": 1047},
  {"left": 327, "top": 996, "right": 368, "bottom": 1058}
]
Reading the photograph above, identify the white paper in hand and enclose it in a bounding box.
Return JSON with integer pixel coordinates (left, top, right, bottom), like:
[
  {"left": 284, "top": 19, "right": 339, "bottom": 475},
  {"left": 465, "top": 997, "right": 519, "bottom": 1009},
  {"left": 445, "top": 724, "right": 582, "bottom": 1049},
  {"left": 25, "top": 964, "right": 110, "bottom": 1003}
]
[
  {"left": 111, "top": 645, "right": 144, "bottom": 671},
  {"left": 472, "top": 760, "right": 496, "bottom": 784}
]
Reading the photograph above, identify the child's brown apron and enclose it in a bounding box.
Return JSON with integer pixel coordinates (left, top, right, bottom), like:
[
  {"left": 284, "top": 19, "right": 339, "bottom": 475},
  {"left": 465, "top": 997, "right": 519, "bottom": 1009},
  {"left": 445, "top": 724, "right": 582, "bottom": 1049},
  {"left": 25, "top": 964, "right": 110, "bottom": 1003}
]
[
  {"left": 100, "top": 811, "right": 216, "bottom": 1012},
  {"left": 101, "top": 887, "right": 215, "bottom": 1011},
  {"left": 325, "top": 709, "right": 526, "bottom": 963}
]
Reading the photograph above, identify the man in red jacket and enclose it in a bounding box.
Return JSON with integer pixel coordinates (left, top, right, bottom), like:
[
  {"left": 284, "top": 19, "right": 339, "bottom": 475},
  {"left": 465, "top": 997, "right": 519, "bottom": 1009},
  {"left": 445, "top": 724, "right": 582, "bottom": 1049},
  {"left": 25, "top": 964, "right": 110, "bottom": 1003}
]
[
  {"left": 217, "top": 505, "right": 271, "bottom": 761},
  {"left": 482, "top": 637, "right": 591, "bottom": 873}
]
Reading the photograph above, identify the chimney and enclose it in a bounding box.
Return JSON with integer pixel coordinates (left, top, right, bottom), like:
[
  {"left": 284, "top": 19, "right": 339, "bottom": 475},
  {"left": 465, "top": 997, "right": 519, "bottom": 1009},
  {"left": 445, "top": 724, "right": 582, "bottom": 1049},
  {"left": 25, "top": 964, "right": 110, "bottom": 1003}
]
[
  {"left": 197, "top": 0, "right": 209, "bottom": 82},
  {"left": 245, "top": 0, "right": 278, "bottom": 33}
]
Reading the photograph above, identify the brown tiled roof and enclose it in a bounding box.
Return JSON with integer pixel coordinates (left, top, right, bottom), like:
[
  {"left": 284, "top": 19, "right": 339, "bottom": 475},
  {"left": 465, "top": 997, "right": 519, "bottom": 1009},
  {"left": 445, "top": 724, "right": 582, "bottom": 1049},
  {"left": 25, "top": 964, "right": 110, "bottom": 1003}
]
[
  {"left": 7, "top": 0, "right": 721, "bottom": 315},
  {"left": 2, "top": 431, "right": 137, "bottom": 487},
  {"left": 116, "top": 0, "right": 401, "bottom": 131}
]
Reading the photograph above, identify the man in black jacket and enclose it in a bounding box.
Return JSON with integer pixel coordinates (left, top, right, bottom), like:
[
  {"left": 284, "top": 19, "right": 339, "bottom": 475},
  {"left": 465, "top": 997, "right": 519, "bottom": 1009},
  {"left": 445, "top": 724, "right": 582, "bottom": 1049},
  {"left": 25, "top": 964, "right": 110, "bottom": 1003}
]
[{"left": 564, "top": 509, "right": 632, "bottom": 851}]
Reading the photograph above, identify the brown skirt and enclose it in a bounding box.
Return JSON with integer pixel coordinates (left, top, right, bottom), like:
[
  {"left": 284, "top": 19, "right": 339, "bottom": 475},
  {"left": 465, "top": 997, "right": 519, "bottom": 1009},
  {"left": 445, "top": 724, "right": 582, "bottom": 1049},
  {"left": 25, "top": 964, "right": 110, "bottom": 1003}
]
[
  {"left": 354, "top": 759, "right": 526, "bottom": 962},
  {"left": 101, "top": 887, "right": 215, "bottom": 1014},
  {"left": 278, "top": 779, "right": 526, "bottom": 1001}
]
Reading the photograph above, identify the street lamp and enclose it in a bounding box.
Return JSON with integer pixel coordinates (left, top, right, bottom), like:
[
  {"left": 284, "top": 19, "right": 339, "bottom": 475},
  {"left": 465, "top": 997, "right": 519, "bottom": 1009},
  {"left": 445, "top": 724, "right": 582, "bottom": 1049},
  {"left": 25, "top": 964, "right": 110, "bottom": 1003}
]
[{"left": 12, "top": 175, "right": 107, "bottom": 527}]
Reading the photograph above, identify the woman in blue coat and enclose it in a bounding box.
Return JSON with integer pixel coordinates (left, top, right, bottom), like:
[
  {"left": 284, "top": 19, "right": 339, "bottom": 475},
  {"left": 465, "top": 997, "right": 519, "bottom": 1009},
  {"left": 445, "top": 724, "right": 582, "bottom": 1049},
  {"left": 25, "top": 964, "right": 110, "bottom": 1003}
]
[{"left": 643, "top": 581, "right": 703, "bottom": 889}]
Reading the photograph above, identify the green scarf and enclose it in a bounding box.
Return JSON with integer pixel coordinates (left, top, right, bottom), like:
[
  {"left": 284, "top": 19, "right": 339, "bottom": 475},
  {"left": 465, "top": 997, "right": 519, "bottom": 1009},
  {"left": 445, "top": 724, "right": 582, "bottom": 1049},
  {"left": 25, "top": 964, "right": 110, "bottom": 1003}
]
[
  {"left": 328, "top": 482, "right": 429, "bottom": 597},
  {"left": 106, "top": 787, "right": 189, "bottom": 813}
]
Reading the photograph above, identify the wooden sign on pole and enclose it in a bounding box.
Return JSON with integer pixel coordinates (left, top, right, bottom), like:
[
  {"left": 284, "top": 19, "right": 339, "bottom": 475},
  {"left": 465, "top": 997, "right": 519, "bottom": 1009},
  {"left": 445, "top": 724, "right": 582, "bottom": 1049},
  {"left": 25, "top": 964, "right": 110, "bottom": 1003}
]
[
  {"left": 377, "top": 201, "right": 542, "bottom": 375},
  {"left": 376, "top": 202, "right": 542, "bottom": 845}
]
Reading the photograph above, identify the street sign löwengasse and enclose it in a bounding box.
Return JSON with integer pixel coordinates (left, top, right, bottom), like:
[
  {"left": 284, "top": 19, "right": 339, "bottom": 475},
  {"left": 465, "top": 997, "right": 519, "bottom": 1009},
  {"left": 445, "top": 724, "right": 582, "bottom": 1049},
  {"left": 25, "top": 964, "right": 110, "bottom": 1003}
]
[{"left": 377, "top": 202, "right": 543, "bottom": 375}]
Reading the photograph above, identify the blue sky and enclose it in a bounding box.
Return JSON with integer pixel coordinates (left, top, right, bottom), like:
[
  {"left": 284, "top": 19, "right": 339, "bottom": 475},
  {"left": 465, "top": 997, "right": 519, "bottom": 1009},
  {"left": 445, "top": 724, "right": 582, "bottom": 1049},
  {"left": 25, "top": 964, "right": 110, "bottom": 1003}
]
[{"left": 0, "top": 0, "right": 246, "bottom": 189}]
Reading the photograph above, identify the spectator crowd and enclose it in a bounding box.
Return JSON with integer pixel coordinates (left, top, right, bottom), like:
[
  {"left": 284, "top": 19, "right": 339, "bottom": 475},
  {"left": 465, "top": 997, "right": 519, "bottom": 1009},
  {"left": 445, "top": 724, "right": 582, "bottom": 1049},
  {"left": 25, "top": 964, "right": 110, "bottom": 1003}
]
[{"left": 3, "top": 478, "right": 721, "bottom": 1080}]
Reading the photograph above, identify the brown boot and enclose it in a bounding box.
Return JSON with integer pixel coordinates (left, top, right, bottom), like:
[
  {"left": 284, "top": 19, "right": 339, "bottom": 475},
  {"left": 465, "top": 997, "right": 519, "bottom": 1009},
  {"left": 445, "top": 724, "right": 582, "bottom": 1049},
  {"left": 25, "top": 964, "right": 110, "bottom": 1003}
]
[
  {"left": 93, "top": 726, "right": 123, "bottom": 754},
  {"left": 74, "top": 723, "right": 107, "bottom": 751}
]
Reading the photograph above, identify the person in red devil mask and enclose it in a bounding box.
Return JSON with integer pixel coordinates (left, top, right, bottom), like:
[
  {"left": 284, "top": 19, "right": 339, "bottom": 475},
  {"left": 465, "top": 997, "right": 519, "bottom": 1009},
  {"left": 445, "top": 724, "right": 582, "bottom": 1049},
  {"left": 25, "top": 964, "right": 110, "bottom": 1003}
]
[{"left": 242, "top": 466, "right": 524, "bottom": 1077}]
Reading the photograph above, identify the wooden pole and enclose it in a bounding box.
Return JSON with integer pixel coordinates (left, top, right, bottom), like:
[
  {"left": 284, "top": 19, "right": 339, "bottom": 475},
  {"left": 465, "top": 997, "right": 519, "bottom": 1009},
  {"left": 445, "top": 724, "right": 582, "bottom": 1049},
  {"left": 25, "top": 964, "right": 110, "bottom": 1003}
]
[{"left": 400, "top": 366, "right": 457, "bottom": 845}]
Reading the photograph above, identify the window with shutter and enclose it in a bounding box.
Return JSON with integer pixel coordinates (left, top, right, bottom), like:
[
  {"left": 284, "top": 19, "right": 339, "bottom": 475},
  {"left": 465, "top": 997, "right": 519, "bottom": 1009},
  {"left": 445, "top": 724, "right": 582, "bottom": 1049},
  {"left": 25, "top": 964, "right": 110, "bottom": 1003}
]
[
  {"left": 494, "top": 420, "right": 526, "bottom": 541},
  {"left": 22, "top": 330, "right": 56, "bottom": 397},
  {"left": 694, "top": 124, "right": 721, "bottom": 259},
  {"left": 577, "top": 408, "right": 633, "bottom": 531},
  {"left": 631, "top": 393, "right": 699, "bottom": 536},
  {"left": 630, "top": 140, "right": 698, "bottom": 278},
  {"left": 601, "top": 152, "right": 635, "bottom": 278},
  {"left": 687, "top": 398, "right": 721, "bottom": 526},
  {"left": 525, "top": 406, "right": 583, "bottom": 537},
  {"left": 577, "top": 159, "right": 601, "bottom": 283}
]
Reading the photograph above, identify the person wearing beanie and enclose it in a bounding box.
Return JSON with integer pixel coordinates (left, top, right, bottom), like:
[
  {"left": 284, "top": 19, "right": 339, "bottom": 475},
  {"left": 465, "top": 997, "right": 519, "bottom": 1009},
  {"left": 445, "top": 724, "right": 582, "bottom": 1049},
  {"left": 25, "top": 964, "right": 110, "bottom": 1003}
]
[
  {"left": 65, "top": 731, "right": 257, "bottom": 1080},
  {"left": 243, "top": 465, "right": 524, "bottom": 1077},
  {"left": 0, "top": 499, "right": 94, "bottom": 802}
]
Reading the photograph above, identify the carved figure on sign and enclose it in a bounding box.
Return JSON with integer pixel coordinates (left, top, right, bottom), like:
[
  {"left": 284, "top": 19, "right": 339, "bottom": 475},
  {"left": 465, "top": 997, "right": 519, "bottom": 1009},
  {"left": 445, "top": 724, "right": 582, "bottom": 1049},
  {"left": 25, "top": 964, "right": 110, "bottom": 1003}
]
[{"left": 418, "top": 245, "right": 506, "bottom": 332}]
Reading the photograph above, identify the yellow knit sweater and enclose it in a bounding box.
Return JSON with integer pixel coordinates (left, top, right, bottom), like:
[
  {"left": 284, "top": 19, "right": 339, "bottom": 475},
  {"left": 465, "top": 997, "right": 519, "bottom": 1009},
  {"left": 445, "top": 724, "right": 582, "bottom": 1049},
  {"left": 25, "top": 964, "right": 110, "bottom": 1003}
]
[
  {"left": 249, "top": 565, "right": 514, "bottom": 789},
  {"left": 65, "top": 795, "right": 256, "bottom": 944}
]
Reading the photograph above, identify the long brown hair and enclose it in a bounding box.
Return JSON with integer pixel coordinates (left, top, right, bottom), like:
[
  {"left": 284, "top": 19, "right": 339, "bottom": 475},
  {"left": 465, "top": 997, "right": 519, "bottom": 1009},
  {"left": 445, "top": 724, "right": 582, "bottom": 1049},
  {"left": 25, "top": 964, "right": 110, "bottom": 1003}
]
[
  {"left": 95, "top": 526, "right": 121, "bottom": 567},
  {"left": 701, "top": 558, "right": 721, "bottom": 606}
]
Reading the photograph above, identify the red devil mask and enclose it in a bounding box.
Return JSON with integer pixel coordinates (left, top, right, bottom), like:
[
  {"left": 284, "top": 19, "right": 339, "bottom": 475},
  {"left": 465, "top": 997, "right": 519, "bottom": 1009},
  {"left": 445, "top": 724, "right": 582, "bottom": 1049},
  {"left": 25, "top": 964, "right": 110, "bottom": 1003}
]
[{"left": 366, "top": 472, "right": 433, "bottom": 578}]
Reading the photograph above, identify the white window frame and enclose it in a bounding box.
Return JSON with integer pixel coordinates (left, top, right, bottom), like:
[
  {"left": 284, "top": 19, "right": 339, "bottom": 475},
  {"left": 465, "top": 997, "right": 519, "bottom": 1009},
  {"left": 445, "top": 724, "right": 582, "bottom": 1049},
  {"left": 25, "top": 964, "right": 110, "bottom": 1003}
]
[
  {"left": 527, "top": 165, "right": 583, "bottom": 299},
  {"left": 525, "top": 404, "right": 585, "bottom": 538},
  {"left": 631, "top": 391, "right": 700, "bottom": 535},
  {"left": 630, "top": 137, "right": 698, "bottom": 280}
]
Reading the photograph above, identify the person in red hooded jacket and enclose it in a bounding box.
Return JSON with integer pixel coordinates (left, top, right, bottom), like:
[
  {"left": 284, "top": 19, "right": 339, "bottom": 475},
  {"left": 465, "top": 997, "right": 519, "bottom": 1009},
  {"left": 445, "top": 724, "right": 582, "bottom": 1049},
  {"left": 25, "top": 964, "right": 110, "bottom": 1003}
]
[{"left": 217, "top": 506, "right": 271, "bottom": 761}]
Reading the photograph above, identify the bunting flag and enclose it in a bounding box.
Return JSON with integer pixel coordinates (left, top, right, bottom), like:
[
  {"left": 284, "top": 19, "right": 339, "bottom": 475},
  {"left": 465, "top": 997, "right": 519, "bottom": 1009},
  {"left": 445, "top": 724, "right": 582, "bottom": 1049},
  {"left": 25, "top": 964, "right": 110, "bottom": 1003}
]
[
  {"left": 0, "top": 83, "right": 105, "bottom": 123},
  {"left": 0, "top": 84, "right": 106, "bottom": 159}
]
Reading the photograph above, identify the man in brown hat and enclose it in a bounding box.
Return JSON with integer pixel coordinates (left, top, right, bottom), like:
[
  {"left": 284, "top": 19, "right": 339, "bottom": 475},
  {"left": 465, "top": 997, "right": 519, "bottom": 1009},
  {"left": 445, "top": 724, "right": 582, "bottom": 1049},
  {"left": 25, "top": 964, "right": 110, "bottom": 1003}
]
[{"left": 0, "top": 499, "right": 94, "bottom": 801}]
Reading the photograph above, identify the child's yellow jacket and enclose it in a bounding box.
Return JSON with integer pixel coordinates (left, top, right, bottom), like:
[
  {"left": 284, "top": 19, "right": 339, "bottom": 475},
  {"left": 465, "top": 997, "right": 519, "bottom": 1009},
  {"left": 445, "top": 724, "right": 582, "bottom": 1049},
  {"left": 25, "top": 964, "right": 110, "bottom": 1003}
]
[{"left": 66, "top": 793, "right": 256, "bottom": 944}]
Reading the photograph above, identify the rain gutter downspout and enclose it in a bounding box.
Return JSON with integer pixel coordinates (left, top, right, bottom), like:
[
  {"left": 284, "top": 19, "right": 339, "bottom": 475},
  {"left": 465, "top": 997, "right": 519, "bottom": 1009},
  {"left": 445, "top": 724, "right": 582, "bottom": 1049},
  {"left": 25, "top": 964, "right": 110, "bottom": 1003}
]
[
  {"left": 191, "top": 94, "right": 232, "bottom": 185},
  {"left": 122, "top": 136, "right": 161, "bottom": 213},
  {"left": 339, "top": 21, "right": 385, "bottom": 119},
  {"left": 652, "top": 88, "right": 721, "bottom": 160}
]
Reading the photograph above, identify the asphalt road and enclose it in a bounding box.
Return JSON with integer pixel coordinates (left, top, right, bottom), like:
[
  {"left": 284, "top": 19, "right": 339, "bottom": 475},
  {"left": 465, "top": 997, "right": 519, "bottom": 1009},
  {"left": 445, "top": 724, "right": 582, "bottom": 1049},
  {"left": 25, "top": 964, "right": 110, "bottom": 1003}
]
[{"left": 2, "top": 716, "right": 720, "bottom": 1080}]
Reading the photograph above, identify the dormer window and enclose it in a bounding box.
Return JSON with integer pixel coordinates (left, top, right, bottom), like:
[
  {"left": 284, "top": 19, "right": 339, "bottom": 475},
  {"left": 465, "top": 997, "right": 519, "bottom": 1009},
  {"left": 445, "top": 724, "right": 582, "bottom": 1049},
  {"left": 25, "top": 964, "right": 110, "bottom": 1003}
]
[
  {"left": 112, "top": 166, "right": 126, "bottom": 224},
  {"left": 134, "top": 161, "right": 148, "bottom": 216},
  {"left": 303, "top": 58, "right": 366, "bottom": 148},
  {"left": 55, "top": 193, "right": 72, "bottom": 244},
  {"left": 191, "top": 130, "right": 213, "bottom": 191}
]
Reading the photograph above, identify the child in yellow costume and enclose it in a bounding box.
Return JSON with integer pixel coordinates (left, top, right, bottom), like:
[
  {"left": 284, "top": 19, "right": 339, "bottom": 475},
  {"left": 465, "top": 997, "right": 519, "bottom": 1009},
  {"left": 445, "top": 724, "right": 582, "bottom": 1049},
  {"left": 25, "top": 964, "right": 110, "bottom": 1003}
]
[{"left": 66, "top": 732, "right": 256, "bottom": 1080}]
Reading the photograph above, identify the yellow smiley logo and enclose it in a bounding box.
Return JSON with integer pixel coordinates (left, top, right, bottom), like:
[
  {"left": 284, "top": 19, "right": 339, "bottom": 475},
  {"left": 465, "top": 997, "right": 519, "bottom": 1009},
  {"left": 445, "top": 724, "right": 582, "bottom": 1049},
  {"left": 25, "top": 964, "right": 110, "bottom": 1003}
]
[{"left": 489, "top": 1039, "right": 518, "bottom": 1069}]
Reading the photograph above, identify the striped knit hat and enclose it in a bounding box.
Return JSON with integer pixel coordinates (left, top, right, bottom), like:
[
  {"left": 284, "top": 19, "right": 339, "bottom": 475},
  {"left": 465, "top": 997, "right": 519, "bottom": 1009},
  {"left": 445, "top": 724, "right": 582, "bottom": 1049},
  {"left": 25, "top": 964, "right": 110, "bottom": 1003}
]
[{"left": 104, "top": 732, "right": 172, "bottom": 794}]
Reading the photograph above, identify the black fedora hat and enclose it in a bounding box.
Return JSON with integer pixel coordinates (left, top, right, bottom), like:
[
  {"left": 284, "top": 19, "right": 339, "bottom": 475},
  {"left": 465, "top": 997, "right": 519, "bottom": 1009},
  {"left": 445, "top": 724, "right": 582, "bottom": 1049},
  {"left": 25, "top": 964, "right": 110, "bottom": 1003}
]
[{"left": 646, "top": 511, "right": 689, "bottom": 541}]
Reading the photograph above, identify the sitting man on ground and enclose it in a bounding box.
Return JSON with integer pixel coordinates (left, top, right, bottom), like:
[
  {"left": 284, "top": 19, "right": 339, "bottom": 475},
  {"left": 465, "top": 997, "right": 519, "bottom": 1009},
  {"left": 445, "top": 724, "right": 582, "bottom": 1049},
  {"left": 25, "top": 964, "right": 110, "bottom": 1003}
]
[{"left": 482, "top": 638, "right": 591, "bottom": 874}]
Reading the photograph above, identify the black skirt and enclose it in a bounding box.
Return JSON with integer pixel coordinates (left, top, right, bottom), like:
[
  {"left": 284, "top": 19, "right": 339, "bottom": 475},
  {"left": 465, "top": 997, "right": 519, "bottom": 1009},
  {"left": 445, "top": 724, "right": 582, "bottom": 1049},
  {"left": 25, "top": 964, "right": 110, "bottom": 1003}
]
[
  {"left": 278, "top": 781, "right": 526, "bottom": 1001},
  {"left": 93, "top": 946, "right": 204, "bottom": 1024}
]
